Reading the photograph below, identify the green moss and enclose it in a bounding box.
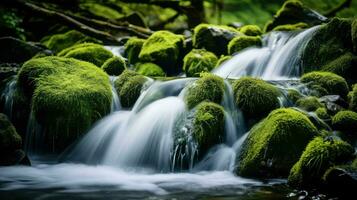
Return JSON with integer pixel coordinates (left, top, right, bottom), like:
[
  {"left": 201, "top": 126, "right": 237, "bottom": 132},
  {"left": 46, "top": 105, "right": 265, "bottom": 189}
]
[
  {"left": 288, "top": 137, "right": 354, "bottom": 187},
  {"left": 18, "top": 56, "right": 112, "bottom": 151},
  {"left": 239, "top": 25, "right": 263, "bottom": 36},
  {"left": 228, "top": 35, "right": 262, "bottom": 55},
  {"left": 101, "top": 56, "right": 126, "bottom": 76},
  {"left": 135, "top": 62, "right": 165, "bottom": 77},
  {"left": 296, "top": 96, "right": 324, "bottom": 112},
  {"left": 301, "top": 72, "right": 349, "bottom": 98},
  {"left": 322, "top": 53, "right": 357, "bottom": 84},
  {"left": 42, "top": 30, "right": 100, "bottom": 53},
  {"left": 193, "top": 102, "right": 225, "bottom": 154},
  {"left": 0, "top": 113, "right": 22, "bottom": 153},
  {"left": 332, "top": 110, "right": 357, "bottom": 134},
  {"left": 183, "top": 49, "right": 218, "bottom": 77},
  {"left": 233, "top": 77, "right": 281, "bottom": 119},
  {"left": 272, "top": 22, "right": 308, "bottom": 31},
  {"left": 315, "top": 107, "right": 330, "bottom": 121},
  {"left": 216, "top": 55, "right": 232, "bottom": 67},
  {"left": 58, "top": 43, "right": 113, "bottom": 67},
  {"left": 349, "top": 85, "right": 357, "bottom": 112},
  {"left": 287, "top": 89, "right": 303, "bottom": 103},
  {"left": 0, "top": 8, "right": 25, "bottom": 40},
  {"left": 352, "top": 19, "right": 357, "bottom": 53},
  {"left": 114, "top": 70, "right": 147, "bottom": 108},
  {"left": 236, "top": 108, "right": 318, "bottom": 178},
  {"left": 139, "top": 31, "right": 184, "bottom": 72},
  {"left": 193, "top": 24, "right": 240, "bottom": 56},
  {"left": 124, "top": 37, "right": 146, "bottom": 65},
  {"left": 185, "top": 73, "right": 224, "bottom": 109},
  {"left": 79, "top": 3, "right": 124, "bottom": 19}
]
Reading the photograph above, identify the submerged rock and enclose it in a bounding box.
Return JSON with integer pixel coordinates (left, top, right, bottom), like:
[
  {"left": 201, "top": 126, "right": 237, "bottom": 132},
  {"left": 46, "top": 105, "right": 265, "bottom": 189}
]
[
  {"left": 228, "top": 35, "right": 262, "bottom": 55},
  {"left": 101, "top": 56, "right": 126, "bottom": 76},
  {"left": 236, "top": 108, "right": 318, "bottom": 178},
  {"left": 124, "top": 37, "right": 145, "bottom": 65},
  {"left": 183, "top": 49, "right": 218, "bottom": 77}
]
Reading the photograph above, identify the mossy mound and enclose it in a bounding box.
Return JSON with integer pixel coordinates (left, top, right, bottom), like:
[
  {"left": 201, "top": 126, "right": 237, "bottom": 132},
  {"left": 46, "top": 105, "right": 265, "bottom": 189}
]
[
  {"left": 0, "top": 113, "right": 22, "bottom": 154},
  {"left": 349, "top": 85, "right": 357, "bottom": 111},
  {"left": 18, "top": 56, "right": 112, "bottom": 151},
  {"left": 114, "top": 70, "right": 147, "bottom": 108},
  {"left": 183, "top": 49, "right": 218, "bottom": 77},
  {"left": 288, "top": 137, "right": 354, "bottom": 187},
  {"left": 101, "top": 56, "right": 126, "bottom": 76},
  {"left": 287, "top": 89, "right": 303, "bottom": 103},
  {"left": 58, "top": 43, "right": 113, "bottom": 67},
  {"left": 239, "top": 25, "right": 262, "bottom": 36},
  {"left": 315, "top": 107, "right": 330, "bottom": 121},
  {"left": 233, "top": 77, "right": 281, "bottom": 119},
  {"left": 139, "top": 31, "right": 184, "bottom": 73},
  {"left": 184, "top": 73, "right": 224, "bottom": 109},
  {"left": 322, "top": 52, "right": 357, "bottom": 84},
  {"left": 352, "top": 19, "right": 357, "bottom": 53},
  {"left": 236, "top": 108, "right": 318, "bottom": 178},
  {"left": 272, "top": 22, "right": 309, "bottom": 32},
  {"left": 135, "top": 62, "right": 165, "bottom": 77},
  {"left": 193, "top": 24, "right": 240, "bottom": 56},
  {"left": 228, "top": 35, "right": 262, "bottom": 55},
  {"left": 42, "top": 30, "right": 99, "bottom": 53},
  {"left": 264, "top": 0, "right": 324, "bottom": 32},
  {"left": 124, "top": 37, "right": 146, "bottom": 65},
  {"left": 296, "top": 96, "right": 324, "bottom": 112},
  {"left": 216, "top": 55, "right": 232, "bottom": 67},
  {"left": 192, "top": 102, "right": 225, "bottom": 154},
  {"left": 332, "top": 110, "right": 357, "bottom": 134},
  {"left": 79, "top": 2, "right": 123, "bottom": 20},
  {"left": 301, "top": 72, "right": 349, "bottom": 98}
]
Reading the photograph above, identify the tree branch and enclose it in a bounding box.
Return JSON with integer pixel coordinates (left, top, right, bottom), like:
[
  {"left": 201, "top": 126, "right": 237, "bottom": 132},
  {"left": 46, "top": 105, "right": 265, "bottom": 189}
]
[{"left": 325, "top": 0, "right": 352, "bottom": 17}]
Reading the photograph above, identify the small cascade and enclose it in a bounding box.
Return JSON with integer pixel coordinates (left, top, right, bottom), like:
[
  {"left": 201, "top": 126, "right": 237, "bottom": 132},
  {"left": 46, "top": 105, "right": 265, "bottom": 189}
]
[
  {"left": 0, "top": 76, "right": 17, "bottom": 119},
  {"left": 109, "top": 76, "right": 121, "bottom": 112},
  {"left": 213, "top": 26, "right": 320, "bottom": 79}
]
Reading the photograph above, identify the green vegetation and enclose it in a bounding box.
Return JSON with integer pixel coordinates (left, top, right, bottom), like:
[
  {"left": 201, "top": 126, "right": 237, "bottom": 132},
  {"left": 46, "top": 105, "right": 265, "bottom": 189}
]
[
  {"left": 183, "top": 49, "right": 218, "bottom": 77},
  {"left": 332, "top": 110, "right": 357, "bottom": 134},
  {"left": 0, "top": 113, "right": 22, "bottom": 153},
  {"left": 239, "top": 25, "right": 262, "bottom": 36},
  {"left": 296, "top": 96, "right": 324, "bottom": 112},
  {"left": 228, "top": 35, "right": 262, "bottom": 55},
  {"left": 216, "top": 55, "right": 232, "bottom": 67},
  {"left": 101, "top": 56, "right": 126, "bottom": 76},
  {"left": 272, "top": 22, "right": 308, "bottom": 31},
  {"left": 58, "top": 43, "right": 113, "bottom": 67},
  {"left": 233, "top": 77, "right": 281, "bottom": 119},
  {"left": 236, "top": 108, "right": 318, "bottom": 178},
  {"left": 79, "top": 2, "right": 124, "bottom": 20},
  {"left": 124, "top": 37, "right": 146, "bottom": 65},
  {"left": 135, "top": 62, "right": 165, "bottom": 77},
  {"left": 0, "top": 8, "right": 25, "bottom": 40},
  {"left": 184, "top": 73, "right": 224, "bottom": 109},
  {"left": 287, "top": 89, "right": 303, "bottom": 103},
  {"left": 349, "top": 85, "right": 357, "bottom": 111},
  {"left": 288, "top": 137, "right": 354, "bottom": 187},
  {"left": 315, "top": 107, "right": 331, "bottom": 121}
]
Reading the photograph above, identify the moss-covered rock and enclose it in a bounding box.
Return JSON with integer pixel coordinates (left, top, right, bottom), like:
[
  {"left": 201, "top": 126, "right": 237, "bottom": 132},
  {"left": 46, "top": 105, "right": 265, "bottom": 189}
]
[
  {"left": 139, "top": 31, "right": 184, "bottom": 73},
  {"left": 321, "top": 52, "right": 357, "bottom": 84},
  {"left": 349, "top": 85, "right": 357, "bottom": 111},
  {"left": 135, "top": 62, "right": 165, "bottom": 77},
  {"left": 264, "top": 0, "right": 324, "bottom": 32},
  {"left": 79, "top": 2, "right": 124, "bottom": 20},
  {"left": 216, "top": 55, "right": 232, "bottom": 67},
  {"left": 58, "top": 43, "right": 113, "bottom": 67},
  {"left": 332, "top": 110, "right": 357, "bottom": 134},
  {"left": 183, "top": 49, "right": 218, "bottom": 77},
  {"left": 296, "top": 96, "right": 324, "bottom": 112},
  {"left": 114, "top": 70, "right": 147, "bottom": 108},
  {"left": 272, "top": 22, "right": 309, "bottom": 32},
  {"left": 193, "top": 24, "right": 240, "bottom": 56},
  {"left": 184, "top": 73, "right": 224, "bottom": 109},
  {"left": 18, "top": 56, "right": 112, "bottom": 151},
  {"left": 233, "top": 77, "right": 281, "bottom": 119},
  {"left": 124, "top": 37, "right": 146, "bottom": 65},
  {"left": 228, "top": 35, "right": 262, "bottom": 55},
  {"left": 101, "top": 56, "right": 126, "bottom": 76},
  {"left": 239, "top": 25, "right": 262, "bottom": 36},
  {"left": 192, "top": 102, "right": 225, "bottom": 154},
  {"left": 236, "top": 108, "right": 318, "bottom": 178},
  {"left": 287, "top": 89, "right": 303, "bottom": 103},
  {"left": 288, "top": 137, "right": 354, "bottom": 187},
  {"left": 352, "top": 19, "right": 357, "bottom": 53},
  {"left": 0, "top": 113, "right": 21, "bottom": 154},
  {"left": 301, "top": 72, "right": 349, "bottom": 98},
  {"left": 42, "top": 30, "right": 100, "bottom": 53},
  {"left": 315, "top": 107, "right": 330, "bottom": 121}
]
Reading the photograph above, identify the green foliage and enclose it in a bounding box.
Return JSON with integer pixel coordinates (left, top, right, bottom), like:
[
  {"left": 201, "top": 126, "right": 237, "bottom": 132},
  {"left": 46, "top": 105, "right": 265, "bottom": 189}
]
[
  {"left": 332, "top": 110, "right": 357, "bottom": 134},
  {"left": 232, "top": 77, "right": 281, "bottom": 119},
  {"left": 288, "top": 137, "right": 354, "bottom": 187},
  {"left": 349, "top": 85, "right": 357, "bottom": 112},
  {"left": 18, "top": 56, "right": 112, "bottom": 151},
  {"left": 185, "top": 73, "right": 224, "bottom": 109},
  {"left": 228, "top": 35, "right": 262, "bottom": 55},
  {"left": 79, "top": 3, "right": 124, "bottom": 19},
  {"left": 183, "top": 49, "right": 218, "bottom": 77},
  {"left": 239, "top": 25, "right": 263, "bottom": 36},
  {"left": 124, "top": 37, "right": 146, "bottom": 65},
  {"left": 236, "top": 108, "right": 318, "bottom": 178},
  {"left": 101, "top": 56, "right": 126, "bottom": 76},
  {"left": 193, "top": 24, "right": 240, "bottom": 56},
  {"left": 315, "top": 107, "right": 330, "bottom": 121},
  {"left": 216, "top": 55, "right": 232, "bottom": 67},
  {"left": 58, "top": 43, "right": 113, "bottom": 67},
  {"left": 0, "top": 113, "right": 22, "bottom": 153},
  {"left": 287, "top": 89, "right": 303, "bottom": 103},
  {"left": 135, "top": 62, "right": 165, "bottom": 77},
  {"left": 42, "top": 30, "right": 100, "bottom": 53},
  {"left": 301, "top": 71, "right": 349, "bottom": 98},
  {"left": 296, "top": 96, "right": 324, "bottom": 112},
  {"left": 193, "top": 102, "right": 225, "bottom": 154},
  {"left": 272, "top": 22, "right": 308, "bottom": 31},
  {"left": 139, "top": 31, "right": 184, "bottom": 72},
  {"left": 0, "top": 8, "right": 25, "bottom": 40}
]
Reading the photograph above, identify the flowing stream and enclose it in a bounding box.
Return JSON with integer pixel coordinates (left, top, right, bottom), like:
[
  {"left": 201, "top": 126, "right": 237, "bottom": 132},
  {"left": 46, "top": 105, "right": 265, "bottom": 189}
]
[{"left": 0, "top": 26, "right": 321, "bottom": 199}]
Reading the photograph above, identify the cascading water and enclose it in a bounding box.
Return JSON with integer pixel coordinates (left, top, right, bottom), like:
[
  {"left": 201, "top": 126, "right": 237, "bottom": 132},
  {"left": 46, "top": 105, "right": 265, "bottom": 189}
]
[{"left": 0, "top": 76, "right": 17, "bottom": 119}]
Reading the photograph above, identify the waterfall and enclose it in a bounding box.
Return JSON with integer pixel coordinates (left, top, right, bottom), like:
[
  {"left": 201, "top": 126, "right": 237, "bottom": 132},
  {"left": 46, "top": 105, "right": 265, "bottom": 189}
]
[
  {"left": 213, "top": 26, "right": 320, "bottom": 79},
  {"left": 0, "top": 76, "right": 17, "bottom": 119}
]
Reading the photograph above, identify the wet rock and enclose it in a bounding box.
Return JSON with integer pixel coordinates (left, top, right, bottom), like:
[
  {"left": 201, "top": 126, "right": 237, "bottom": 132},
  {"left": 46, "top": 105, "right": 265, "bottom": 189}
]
[{"left": 319, "top": 95, "right": 348, "bottom": 115}]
